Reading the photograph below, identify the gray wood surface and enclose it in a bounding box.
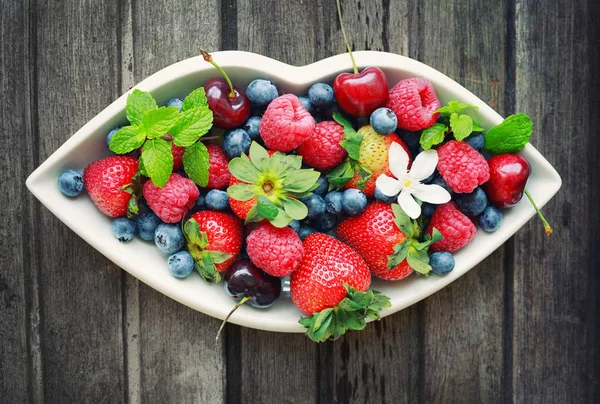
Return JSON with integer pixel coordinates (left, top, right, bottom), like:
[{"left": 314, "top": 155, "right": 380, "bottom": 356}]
[{"left": 2, "top": 0, "right": 598, "bottom": 403}]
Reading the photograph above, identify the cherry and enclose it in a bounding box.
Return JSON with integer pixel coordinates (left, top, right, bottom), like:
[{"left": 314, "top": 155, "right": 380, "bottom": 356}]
[
  {"left": 332, "top": 0, "right": 389, "bottom": 117},
  {"left": 201, "top": 50, "right": 251, "bottom": 129}
]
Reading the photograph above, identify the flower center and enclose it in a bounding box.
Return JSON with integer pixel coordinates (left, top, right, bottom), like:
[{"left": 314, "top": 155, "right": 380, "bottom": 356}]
[
  {"left": 262, "top": 180, "right": 275, "bottom": 195},
  {"left": 403, "top": 179, "right": 412, "bottom": 188}
]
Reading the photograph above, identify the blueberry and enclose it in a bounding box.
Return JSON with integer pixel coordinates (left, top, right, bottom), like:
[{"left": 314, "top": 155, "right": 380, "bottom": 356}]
[
  {"left": 166, "top": 97, "right": 184, "bottom": 111},
  {"left": 464, "top": 132, "right": 485, "bottom": 151},
  {"left": 313, "top": 176, "right": 329, "bottom": 196},
  {"left": 298, "top": 96, "right": 315, "bottom": 114},
  {"left": 430, "top": 252, "right": 455, "bottom": 275},
  {"left": 311, "top": 212, "right": 337, "bottom": 232},
  {"left": 342, "top": 189, "right": 367, "bottom": 216},
  {"left": 106, "top": 125, "right": 122, "bottom": 147},
  {"left": 154, "top": 223, "right": 185, "bottom": 254},
  {"left": 111, "top": 217, "right": 137, "bottom": 243},
  {"left": 437, "top": 114, "right": 450, "bottom": 126},
  {"left": 324, "top": 191, "right": 343, "bottom": 215},
  {"left": 298, "top": 225, "right": 317, "bottom": 241},
  {"left": 194, "top": 193, "right": 206, "bottom": 211},
  {"left": 479, "top": 205, "right": 503, "bottom": 232},
  {"left": 223, "top": 129, "right": 251, "bottom": 159},
  {"left": 374, "top": 187, "right": 397, "bottom": 204},
  {"left": 370, "top": 108, "right": 398, "bottom": 135},
  {"left": 205, "top": 189, "right": 229, "bottom": 211},
  {"left": 423, "top": 171, "right": 436, "bottom": 184},
  {"left": 300, "top": 194, "right": 326, "bottom": 219},
  {"left": 136, "top": 212, "right": 161, "bottom": 241},
  {"left": 246, "top": 79, "right": 278, "bottom": 107},
  {"left": 308, "top": 82, "right": 334, "bottom": 109},
  {"left": 289, "top": 219, "right": 301, "bottom": 233},
  {"left": 243, "top": 116, "right": 262, "bottom": 141},
  {"left": 430, "top": 173, "right": 452, "bottom": 194},
  {"left": 317, "top": 102, "right": 342, "bottom": 122},
  {"left": 398, "top": 130, "right": 421, "bottom": 157},
  {"left": 57, "top": 169, "right": 84, "bottom": 197},
  {"left": 455, "top": 187, "right": 488, "bottom": 216},
  {"left": 422, "top": 203, "right": 437, "bottom": 217},
  {"left": 168, "top": 251, "right": 195, "bottom": 278}
]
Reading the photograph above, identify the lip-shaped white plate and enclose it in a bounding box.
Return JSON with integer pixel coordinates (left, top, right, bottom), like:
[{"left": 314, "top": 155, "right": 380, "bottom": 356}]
[{"left": 26, "top": 51, "right": 561, "bottom": 333}]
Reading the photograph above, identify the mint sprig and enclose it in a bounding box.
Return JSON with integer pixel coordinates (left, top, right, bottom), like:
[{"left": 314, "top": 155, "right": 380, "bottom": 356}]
[
  {"left": 483, "top": 113, "right": 532, "bottom": 154},
  {"left": 183, "top": 142, "right": 210, "bottom": 187},
  {"left": 421, "top": 100, "right": 485, "bottom": 147},
  {"left": 420, "top": 123, "right": 447, "bottom": 150},
  {"left": 141, "top": 139, "right": 173, "bottom": 188}
]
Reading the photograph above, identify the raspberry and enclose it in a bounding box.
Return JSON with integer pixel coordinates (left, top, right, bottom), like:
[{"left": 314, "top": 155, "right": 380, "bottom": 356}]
[
  {"left": 246, "top": 223, "right": 304, "bottom": 277},
  {"left": 205, "top": 144, "right": 231, "bottom": 189},
  {"left": 437, "top": 140, "right": 490, "bottom": 193},
  {"left": 259, "top": 94, "right": 315, "bottom": 152},
  {"left": 386, "top": 78, "right": 441, "bottom": 131},
  {"left": 296, "top": 120, "right": 346, "bottom": 170},
  {"left": 143, "top": 173, "right": 199, "bottom": 223},
  {"left": 427, "top": 202, "right": 476, "bottom": 252},
  {"left": 172, "top": 144, "right": 185, "bottom": 170}
]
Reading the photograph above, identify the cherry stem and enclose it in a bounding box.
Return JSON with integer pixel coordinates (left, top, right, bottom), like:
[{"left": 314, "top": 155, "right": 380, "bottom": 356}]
[
  {"left": 335, "top": 0, "right": 358, "bottom": 74},
  {"left": 200, "top": 136, "right": 219, "bottom": 141},
  {"left": 524, "top": 189, "right": 553, "bottom": 236},
  {"left": 200, "top": 49, "right": 236, "bottom": 99},
  {"left": 215, "top": 295, "right": 251, "bottom": 342}
]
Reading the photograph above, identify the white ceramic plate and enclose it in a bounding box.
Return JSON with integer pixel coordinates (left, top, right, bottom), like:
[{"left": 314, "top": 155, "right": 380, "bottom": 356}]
[{"left": 26, "top": 51, "right": 561, "bottom": 333}]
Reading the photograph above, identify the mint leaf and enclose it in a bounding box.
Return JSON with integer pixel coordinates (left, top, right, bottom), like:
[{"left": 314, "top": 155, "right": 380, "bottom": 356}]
[
  {"left": 171, "top": 106, "right": 213, "bottom": 147},
  {"left": 282, "top": 169, "right": 320, "bottom": 193},
  {"left": 484, "top": 113, "right": 533, "bottom": 154},
  {"left": 334, "top": 112, "right": 363, "bottom": 160},
  {"left": 450, "top": 113, "right": 474, "bottom": 141},
  {"left": 142, "top": 138, "right": 173, "bottom": 188},
  {"left": 182, "top": 87, "right": 208, "bottom": 111},
  {"left": 183, "top": 141, "right": 210, "bottom": 187},
  {"left": 109, "top": 125, "right": 145, "bottom": 154},
  {"left": 420, "top": 123, "right": 447, "bottom": 150},
  {"left": 257, "top": 196, "right": 278, "bottom": 220},
  {"left": 228, "top": 156, "right": 261, "bottom": 183},
  {"left": 142, "top": 106, "right": 180, "bottom": 139},
  {"left": 280, "top": 196, "right": 309, "bottom": 220},
  {"left": 126, "top": 89, "right": 158, "bottom": 125},
  {"left": 472, "top": 121, "right": 485, "bottom": 132},
  {"left": 326, "top": 158, "right": 355, "bottom": 190},
  {"left": 227, "top": 183, "right": 256, "bottom": 201},
  {"left": 435, "top": 100, "right": 478, "bottom": 116}
]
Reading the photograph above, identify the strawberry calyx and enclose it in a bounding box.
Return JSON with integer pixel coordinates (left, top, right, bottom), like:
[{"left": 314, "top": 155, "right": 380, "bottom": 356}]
[
  {"left": 183, "top": 218, "right": 232, "bottom": 283},
  {"left": 387, "top": 203, "right": 443, "bottom": 275},
  {"left": 298, "top": 284, "right": 391, "bottom": 343},
  {"left": 121, "top": 172, "right": 145, "bottom": 219},
  {"left": 227, "top": 141, "right": 320, "bottom": 227}
]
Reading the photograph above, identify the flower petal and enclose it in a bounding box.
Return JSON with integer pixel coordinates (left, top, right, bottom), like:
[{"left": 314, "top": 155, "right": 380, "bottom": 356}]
[
  {"left": 388, "top": 142, "right": 410, "bottom": 180},
  {"left": 398, "top": 189, "right": 421, "bottom": 219},
  {"left": 408, "top": 149, "right": 439, "bottom": 182},
  {"left": 411, "top": 183, "right": 452, "bottom": 204},
  {"left": 375, "top": 174, "right": 403, "bottom": 197}
]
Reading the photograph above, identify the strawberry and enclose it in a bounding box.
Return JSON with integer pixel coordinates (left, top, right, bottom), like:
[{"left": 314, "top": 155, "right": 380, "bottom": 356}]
[
  {"left": 337, "top": 202, "right": 413, "bottom": 280},
  {"left": 184, "top": 211, "right": 243, "bottom": 282},
  {"left": 291, "top": 233, "right": 390, "bottom": 342},
  {"left": 84, "top": 155, "right": 139, "bottom": 218},
  {"left": 143, "top": 173, "right": 199, "bottom": 223},
  {"left": 205, "top": 144, "right": 231, "bottom": 189}
]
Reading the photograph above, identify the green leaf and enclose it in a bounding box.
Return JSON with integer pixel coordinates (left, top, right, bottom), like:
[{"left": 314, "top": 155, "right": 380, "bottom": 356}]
[
  {"left": 126, "top": 89, "right": 158, "bottom": 125},
  {"left": 207, "top": 251, "right": 233, "bottom": 264},
  {"left": 472, "top": 121, "right": 485, "bottom": 132},
  {"left": 228, "top": 156, "right": 261, "bottom": 183},
  {"left": 142, "top": 106, "right": 181, "bottom": 139},
  {"left": 227, "top": 183, "right": 256, "bottom": 201},
  {"left": 435, "top": 100, "right": 478, "bottom": 116},
  {"left": 141, "top": 138, "right": 173, "bottom": 188},
  {"left": 138, "top": 157, "right": 148, "bottom": 177},
  {"left": 419, "top": 123, "right": 447, "bottom": 150},
  {"left": 270, "top": 208, "right": 293, "bottom": 228},
  {"left": 182, "top": 87, "right": 208, "bottom": 111},
  {"left": 282, "top": 169, "right": 320, "bottom": 193},
  {"left": 280, "top": 197, "right": 309, "bottom": 221},
  {"left": 257, "top": 196, "right": 279, "bottom": 220},
  {"left": 182, "top": 141, "right": 210, "bottom": 187},
  {"left": 449, "top": 112, "right": 474, "bottom": 141},
  {"left": 406, "top": 247, "right": 432, "bottom": 275},
  {"left": 195, "top": 255, "right": 221, "bottom": 283},
  {"left": 353, "top": 162, "right": 371, "bottom": 190},
  {"left": 127, "top": 194, "right": 139, "bottom": 219},
  {"left": 326, "top": 159, "right": 355, "bottom": 190},
  {"left": 183, "top": 219, "right": 204, "bottom": 246},
  {"left": 171, "top": 106, "right": 213, "bottom": 147},
  {"left": 270, "top": 153, "right": 302, "bottom": 176},
  {"left": 387, "top": 242, "right": 409, "bottom": 268},
  {"left": 391, "top": 203, "right": 415, "bottom": 238},
  {"left": 484, "top": 113, "right": 533, "bottom": 154},
  {"left": 248, "top": 141, "right": 270, "bottom": 171},
  {"left": 334, "top": 112, "right": 363, "bottom": 160},
  {"left": 109, "top": 125, "right": 145, "bottom": 154},
  {"left": 244, "top": 205, "right": 262, "bottom": 224}
]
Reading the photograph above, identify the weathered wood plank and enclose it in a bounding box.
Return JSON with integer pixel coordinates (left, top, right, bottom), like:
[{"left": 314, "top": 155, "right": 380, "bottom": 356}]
[
  {"left": 412, "top": 1, "right": 508, "bottom": 402},
  {"left": 513, "top": 0, "right": 600, "bottom": 402},
  {"left": 130, "top": 1, "right": 226, "bottom": 403},
  {"left": 33, "top": 0, "right": 126, "bottom": 402}
]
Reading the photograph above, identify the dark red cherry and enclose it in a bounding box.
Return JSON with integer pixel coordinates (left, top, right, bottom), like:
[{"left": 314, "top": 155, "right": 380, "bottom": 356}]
[
  {"left": 204, "top": 78, "right": 251, "bottom": 129},
  {"left": 483, "top": 154, "right": 530, "bottom": 208},
  {"left": 224, "top": 259, "right": 281, "bottom": 308},
  {"left": 333, "top": 67, "right": 389, "bottom": 118}
]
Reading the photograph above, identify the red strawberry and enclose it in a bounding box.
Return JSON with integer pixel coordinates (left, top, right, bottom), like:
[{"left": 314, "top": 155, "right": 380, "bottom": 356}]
[
  {"left": 143, "top": 173, "right": 199, "bottom": 223},
  {"left": 246, "top": 223, "right": 304, "bottom": 277},
  {"left": 437, "top": 140, "right": 490, "bottom": 193},
  {"left": 427, "top": 202, "right": 476, "bottom": 252},
  {"left": 296, "top": 121, "right": 347, "bottom": 170},
  {"left": 185, "top": 211, "right": 243, "bottom": 282},
  {"left": 260, "top": 94, "right": 315, "bottom": 152},
  {"left": 386, "top": 78, "right": 441, "bottom": 131},
  {"left": 205, "top": 144, "right": 231, "bottom": 189},
  {"left": 84, "top": 155, "right": 139, "bottom": 218},
  {"left": 337, "top": 202, "right": 413, "bottom": 280}
]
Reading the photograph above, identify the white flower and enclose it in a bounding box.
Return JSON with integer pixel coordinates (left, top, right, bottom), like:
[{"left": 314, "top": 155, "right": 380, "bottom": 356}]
[{"left": 375, "top": 143, "right": 451, "bottom": 219}]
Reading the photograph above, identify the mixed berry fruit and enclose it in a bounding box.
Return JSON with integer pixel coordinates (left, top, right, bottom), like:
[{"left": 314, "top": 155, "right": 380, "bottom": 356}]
[{"left": 57, "top": 7, "right": 553, "bottom": 342}]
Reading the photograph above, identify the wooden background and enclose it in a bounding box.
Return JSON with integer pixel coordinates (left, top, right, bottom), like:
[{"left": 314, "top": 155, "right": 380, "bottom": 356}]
[{"left": 2, "top": 0, "right": 599, "bottom": 402}]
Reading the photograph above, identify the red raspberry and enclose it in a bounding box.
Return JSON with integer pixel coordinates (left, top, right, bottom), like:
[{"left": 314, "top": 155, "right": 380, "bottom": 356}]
[
  {"left": 172, "top": 144, "right": 185, "bottom": 170},
  {"left": 437, "top": 140, "right": 490, "bottom": 193},
  {"left": 427, "top": 202, "right": 476, "bottom": 252},
  {"left": 143, "top": 173, "right": 199, "bottom": 223},
  {"left": 205, "top": 144, "right": 231, "bottom": 189},
  {"left": 260, "top": 94, "right": 315, "bottom": 152},
  {"left": 296, "top": 120, "right": 347, "bottom": 170},
  {"left": 386, "top": 78, "right": 441, "bottom": 131},
  {"left": 246, "top": 223, "right": 304, "bottom": 277}
]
